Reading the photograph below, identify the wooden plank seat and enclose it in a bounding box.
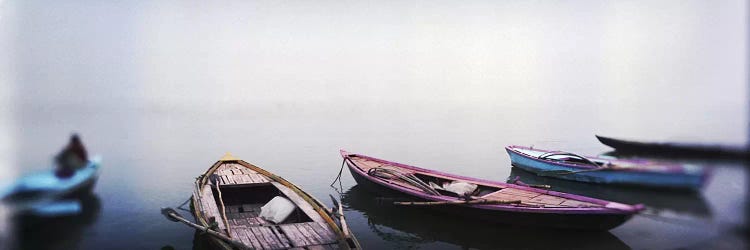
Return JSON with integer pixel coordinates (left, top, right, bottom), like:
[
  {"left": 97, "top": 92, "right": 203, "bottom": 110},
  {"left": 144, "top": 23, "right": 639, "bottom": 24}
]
[{"left": 215, "top": 163, "right": 271, "bottom": 185}]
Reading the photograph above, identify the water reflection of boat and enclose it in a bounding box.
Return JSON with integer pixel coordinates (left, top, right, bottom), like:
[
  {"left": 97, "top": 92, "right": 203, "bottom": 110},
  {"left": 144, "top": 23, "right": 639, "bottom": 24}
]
[
  {"left": 508, "top": 168, "right": 712, "bottom": 218},
  {"left": 342, "top": 185, "right": 632, "bottom": 250},
  {"left": 13, "top": 193, "right": 101, "bottom": 249}
]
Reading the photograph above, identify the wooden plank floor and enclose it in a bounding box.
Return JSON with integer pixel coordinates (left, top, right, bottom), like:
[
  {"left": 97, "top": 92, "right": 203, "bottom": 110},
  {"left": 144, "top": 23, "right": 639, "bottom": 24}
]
[
  {"left": 226, "top": 221, "right": 340, "bottom": 250},
  {"left": 279, "top": 222, "right": 340, "bottom": 248}
]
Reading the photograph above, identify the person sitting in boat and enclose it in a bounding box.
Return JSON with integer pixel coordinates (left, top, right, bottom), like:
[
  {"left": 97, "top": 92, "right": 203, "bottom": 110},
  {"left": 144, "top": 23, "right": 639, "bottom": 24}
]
[{"left": 54, "top": 134, "right": 88, "bottom": 178}]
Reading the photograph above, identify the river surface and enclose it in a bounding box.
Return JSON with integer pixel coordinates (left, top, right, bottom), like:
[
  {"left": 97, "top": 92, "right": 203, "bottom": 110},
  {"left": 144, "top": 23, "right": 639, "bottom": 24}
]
[{"left": 1, "top": 1, "right": 747, "bottom": 249}]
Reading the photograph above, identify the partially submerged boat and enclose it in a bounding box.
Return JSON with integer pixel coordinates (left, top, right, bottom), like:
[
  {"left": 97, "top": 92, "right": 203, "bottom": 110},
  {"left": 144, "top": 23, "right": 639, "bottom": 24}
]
[
  {"left": 341, "top": 150, "right": 643, "bottom": 230},
  {"left": 191, "top": 153, "right": 360, "bottom": 249},
  {"left": 506, "top": 145, "right": 710, "bottom": 189},
  {"left": 596, "top": 135, "right": 748, "bottom": 159}
]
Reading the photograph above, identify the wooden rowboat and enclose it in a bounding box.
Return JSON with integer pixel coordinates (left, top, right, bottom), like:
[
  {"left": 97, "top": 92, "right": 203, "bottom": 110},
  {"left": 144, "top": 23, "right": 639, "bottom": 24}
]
[
  {"left": 506, "top": 145, "right": 711, "bottom": 189},
  {"left": 341, "top": 150, "right": 644, "bottom": 230},
  {"left": 191, "top": 153, "right": 360, "bottom": 250},
  {"left": 596, "top": 135, "right": 748, "bottom": 159}
]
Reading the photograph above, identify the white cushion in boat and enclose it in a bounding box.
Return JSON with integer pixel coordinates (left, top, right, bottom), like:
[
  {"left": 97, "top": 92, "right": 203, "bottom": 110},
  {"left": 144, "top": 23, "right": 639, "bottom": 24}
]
[
  {"left": 442, "top": 181, "right": 477, "bottom": 196},
  {"left": 260, "top": 196, "right": 296, "bottom": 224}
]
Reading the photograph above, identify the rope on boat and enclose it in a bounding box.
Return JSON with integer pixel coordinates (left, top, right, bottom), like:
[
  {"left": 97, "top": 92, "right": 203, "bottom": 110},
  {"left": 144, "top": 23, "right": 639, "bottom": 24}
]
[
  {"left": 330, "top": 159, "right": 346, "bottom": 187},
  {"left": 177, "top": 196, "right": 192, "bottom": 212}
]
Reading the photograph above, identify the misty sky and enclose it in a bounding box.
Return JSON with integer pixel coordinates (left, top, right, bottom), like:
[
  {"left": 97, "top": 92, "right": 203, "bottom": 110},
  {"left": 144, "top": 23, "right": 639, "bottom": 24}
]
[{"left": 1, "top": 0, "right": 747, "bottom": 180}]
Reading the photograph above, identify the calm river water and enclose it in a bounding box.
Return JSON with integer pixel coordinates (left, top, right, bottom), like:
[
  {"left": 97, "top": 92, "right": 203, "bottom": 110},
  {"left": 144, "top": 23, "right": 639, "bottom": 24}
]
[{"left": 2, "top": 1, "right": 747, "bottom": 249}]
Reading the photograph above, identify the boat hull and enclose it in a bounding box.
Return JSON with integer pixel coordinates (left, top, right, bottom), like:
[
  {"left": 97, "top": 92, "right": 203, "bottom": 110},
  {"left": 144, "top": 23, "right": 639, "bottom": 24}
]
[
  {"left": 1, "top": 159, "right": 101, "bottom": 216},
  {"left": 347, "top": 163, "right": 632, "bottom": 231},
  {"left": 596, "top": 135, "right": 748, "bottom": 159},
  {"left": 506, "top": 148, "right": 705, "bottom": 189}
]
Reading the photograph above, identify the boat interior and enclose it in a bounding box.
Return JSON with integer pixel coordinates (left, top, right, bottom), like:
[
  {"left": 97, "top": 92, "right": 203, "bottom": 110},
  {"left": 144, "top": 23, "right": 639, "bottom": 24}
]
[
  {"left": 196, "top": 161, "right": 349, "bottom": 250},
  {"left": 348, "top": 155, "right": 605, "bottom": 209}
]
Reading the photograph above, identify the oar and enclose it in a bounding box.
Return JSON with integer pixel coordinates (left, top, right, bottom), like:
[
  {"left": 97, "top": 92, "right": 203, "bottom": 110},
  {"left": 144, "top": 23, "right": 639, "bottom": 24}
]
[
  {"left": 329, "top": 195, "right": 350, "bottom": 238},
  {"left": 394, "top": 198, "right": 521, "bottom": 206},
  {"left": 208, "top": 174, "right": 231, "bottom": 236},
  {"left": 160, "top": 207, "right": 250, "bottom": 250}
]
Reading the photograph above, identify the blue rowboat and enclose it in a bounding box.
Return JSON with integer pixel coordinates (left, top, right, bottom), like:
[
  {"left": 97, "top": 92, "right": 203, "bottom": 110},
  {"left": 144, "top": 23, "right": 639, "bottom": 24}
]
[
  {"left": 0, "top": 157, "right": 101, "bottom": 216},
  {"left": 505, "top": 146, "right": 710, "bottom": 190}
]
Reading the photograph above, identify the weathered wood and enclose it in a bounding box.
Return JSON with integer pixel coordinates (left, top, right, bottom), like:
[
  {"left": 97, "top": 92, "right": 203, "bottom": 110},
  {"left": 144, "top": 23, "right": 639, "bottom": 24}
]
[
  {"left": 239, "top": 167, "right": 256, "bottom": 174},
  {"left": 560, "top": 199, "right": 599, "bottom": 207},
  {"left": 242, "top": 204, "right": 256, "bottom": 212},
  {"left": 229, "top": 230, "right": 249, "bottom": 247},
  {"left": 247, "top": 217, "right": 264, "bottom": 226},
  {"left": 249, "top": 226, "right": 272, "bottom": 249},
  {"left": 236, "top": 175, "right": 249, "bottom": 184},
  {"left": 199, "top": 185, "right": 226, "bottom": 231},
  {"left": 262, "top": 226, "right": 282, "bottom": 249},
  {"left": 529, "top": 194, "right": 566, "bottom": 205},
  {"left": 302, "top": 223, "right": 329, "bottom": 244},
  {"left": 481, "top": 191, "right": 532, "bottom": 203},
  {"left": 261, "top": 226, "right": 286, "bottom": 249},
  {"left": 271, "top": 182, "right": 325, "bottom": 223},
  {"left": 162, "top": 208, "right": 248, "bottom": 249},
  {"left": 288, "top": 222, "right": 339, "bottom": 245},
  {"left": 294, "top": 223, "right": 322, "bottom": 245},
  {"left": 238, "top": 228, "right": 263, "bottom": 249},
  {"left": 280, "top": 224, "right": 310, "bottom": 247},
  {"left": 230, "top": 175, "right": 243, "bottom": 184},
  {"left": 497, "top": 188, "right": 541, "bottom": 198},
  {"left": 312, "top": 222, "right": 337, "bottom": 242},
  {"left": 270, "top": 226, "right": 292, "bottom": 248},
  {"left": 246, "top": 174, "right": 260, "bottom": 183}
]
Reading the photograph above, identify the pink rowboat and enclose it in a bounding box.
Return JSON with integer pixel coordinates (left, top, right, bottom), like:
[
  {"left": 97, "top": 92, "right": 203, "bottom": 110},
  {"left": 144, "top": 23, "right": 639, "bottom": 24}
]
[{"left": 341, "top": 150, "right": 644, "bottom": 231}]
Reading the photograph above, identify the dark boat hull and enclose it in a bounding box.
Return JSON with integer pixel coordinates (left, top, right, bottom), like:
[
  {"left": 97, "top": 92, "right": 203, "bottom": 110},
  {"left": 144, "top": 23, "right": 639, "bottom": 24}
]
[
  {"left": 347, "top": 164, "right": 632, "bottom": 231},
  {"left": 596, "top": 135, "right": 748, "bottom": 159}
]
